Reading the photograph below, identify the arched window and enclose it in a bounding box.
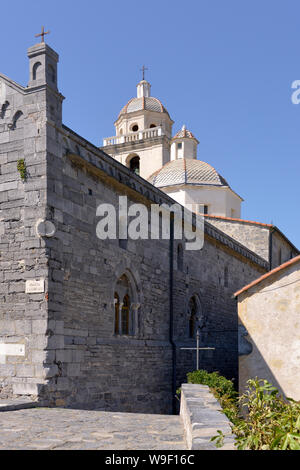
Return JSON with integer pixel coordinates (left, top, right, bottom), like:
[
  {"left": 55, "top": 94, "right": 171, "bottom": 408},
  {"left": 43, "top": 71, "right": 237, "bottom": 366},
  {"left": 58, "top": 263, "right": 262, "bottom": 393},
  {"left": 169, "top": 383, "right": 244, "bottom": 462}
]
[
  {"left": 177, "top": 243, "right": 183, "bottom": 271},
  {"left": 150, "top": 124, "right": 156, "bottom": 128},
  {"left": 129, "top": 156, "right": 140, "bottom": 176},
  {"left": 114, "top": 293, "right": 120, "bottom": 334},
  {"left": 114, "top": 273, "right": 139, "bottom": 336},
  {"left": 121, "top": 294, "right": 130, "bottom": 335},
  {"left": 187, "top": 295, "right": 205, "bottom": 339},
  {"left": 131, "top": 124, "right": 139, "bottom": 132},
  {"left": 32, "top": 61, "right": 42, "bottom": 81}
]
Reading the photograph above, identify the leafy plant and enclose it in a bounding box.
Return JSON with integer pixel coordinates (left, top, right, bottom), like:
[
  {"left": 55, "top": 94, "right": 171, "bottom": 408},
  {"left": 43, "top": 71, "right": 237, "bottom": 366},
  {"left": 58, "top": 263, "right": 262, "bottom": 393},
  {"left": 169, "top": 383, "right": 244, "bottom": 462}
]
[
  {"left": 187, "top": 370, "right": 300, "bottom": 450},
  {"left": 187, "top": 369, "right": 239, "bottom": 423},
  {"left": 17, "top": 159, "right": 27, "bottom": 181},
  {"left": 232, "top": 378, "right": 300, "bottom": 450}
]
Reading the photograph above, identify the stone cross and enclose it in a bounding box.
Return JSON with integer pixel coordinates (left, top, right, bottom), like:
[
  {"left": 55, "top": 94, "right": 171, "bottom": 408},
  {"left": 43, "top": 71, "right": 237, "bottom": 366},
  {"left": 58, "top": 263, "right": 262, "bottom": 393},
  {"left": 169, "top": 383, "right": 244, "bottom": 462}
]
[
  {"left": 35, "top": 26, "right": 50, "bottom": 43},
  {"left": 180, "top": 329, "right": 215, "bottom": 370},
  {"left": 140, "top": 65, "right": 148, "bottom": 81}
]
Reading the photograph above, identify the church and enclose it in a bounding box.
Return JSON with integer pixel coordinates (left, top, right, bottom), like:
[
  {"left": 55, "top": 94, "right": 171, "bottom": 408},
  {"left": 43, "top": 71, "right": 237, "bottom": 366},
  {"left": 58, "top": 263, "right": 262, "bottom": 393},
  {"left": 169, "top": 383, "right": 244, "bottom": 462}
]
[{"left": 0, "top": 37, "right": 298, "bottom": 413}]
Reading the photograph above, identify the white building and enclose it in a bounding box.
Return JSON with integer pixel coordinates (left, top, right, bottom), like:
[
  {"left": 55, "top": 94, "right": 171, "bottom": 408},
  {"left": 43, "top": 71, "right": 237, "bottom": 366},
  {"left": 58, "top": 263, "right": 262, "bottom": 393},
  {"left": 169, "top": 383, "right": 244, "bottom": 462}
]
[{"left": 102, "top": 79, "right": 242, "bottom": 218}]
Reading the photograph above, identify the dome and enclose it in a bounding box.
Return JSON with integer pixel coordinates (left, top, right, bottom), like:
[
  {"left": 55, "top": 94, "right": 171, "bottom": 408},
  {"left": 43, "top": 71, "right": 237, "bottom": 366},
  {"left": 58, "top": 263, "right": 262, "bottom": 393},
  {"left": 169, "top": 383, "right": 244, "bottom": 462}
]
[
  {"left": 117, "top": 79, "right": 170, "bottom": 119},
  {"left": 118, "top": 96, "right": 170, "bottom": 118},
  {"left": 147, "top": 159, "right": 229, "bottom": 189}
]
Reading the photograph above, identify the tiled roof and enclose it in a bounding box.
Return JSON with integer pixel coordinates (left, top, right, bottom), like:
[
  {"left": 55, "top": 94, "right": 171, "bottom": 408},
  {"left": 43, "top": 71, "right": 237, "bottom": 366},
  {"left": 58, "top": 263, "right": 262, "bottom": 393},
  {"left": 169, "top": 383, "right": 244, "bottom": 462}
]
[
  {"left": 118, "top": 97, "right": 169, "bottom": 118},
  {"left": 203, "top": 214, "right": 273, "bottom": 227},
  {"left": 234, "top": 254, "right": 300, "bottom": 297},
  {"left": 173, "top": 125, "right": 198, "bottom": 141},
  {"left": 147, "top": 159, "right": 229, "bottom": 188}
]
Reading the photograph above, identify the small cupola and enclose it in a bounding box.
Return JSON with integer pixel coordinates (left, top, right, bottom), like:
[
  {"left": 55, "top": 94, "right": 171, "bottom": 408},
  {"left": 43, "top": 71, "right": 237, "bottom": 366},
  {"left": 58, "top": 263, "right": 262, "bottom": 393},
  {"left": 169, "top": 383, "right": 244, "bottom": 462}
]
[
  {"left": 171, "top": 125, "right": 199, "bottom": 160},
  {"left": 137, "top": 80, "right": 151, "bottom": 98}
]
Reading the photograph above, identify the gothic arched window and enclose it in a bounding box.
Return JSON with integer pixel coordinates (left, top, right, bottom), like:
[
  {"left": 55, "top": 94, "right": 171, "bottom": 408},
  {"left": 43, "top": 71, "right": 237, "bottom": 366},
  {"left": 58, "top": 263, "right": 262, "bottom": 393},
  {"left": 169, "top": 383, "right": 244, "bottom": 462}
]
[{"left": 114, "top": 273, "right": 138, "bottom": 336}]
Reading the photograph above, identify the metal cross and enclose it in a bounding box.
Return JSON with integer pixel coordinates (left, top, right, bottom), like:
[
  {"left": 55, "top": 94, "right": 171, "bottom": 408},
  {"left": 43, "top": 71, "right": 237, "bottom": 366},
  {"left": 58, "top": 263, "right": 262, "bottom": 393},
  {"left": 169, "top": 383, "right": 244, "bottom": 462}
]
[
  {"left": 140, "top": 65, "right": 148, "bottom": 81},
  {"left": 180, "top": 329, "right": 215, "bottom": 370},
  {"left": 35, "top": 26, "right": 50, "bottom": 43}
]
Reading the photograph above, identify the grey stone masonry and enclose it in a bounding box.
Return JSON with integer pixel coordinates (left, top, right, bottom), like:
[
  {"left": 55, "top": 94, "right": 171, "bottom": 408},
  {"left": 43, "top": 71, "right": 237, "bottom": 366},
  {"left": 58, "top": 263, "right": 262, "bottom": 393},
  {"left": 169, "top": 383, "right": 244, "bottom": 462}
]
[
  {"left": 180, "top": 383, "right": 235, "bottom": 450},
  {"left": 206, "top": 216, "right": 299, "bottom": 270}
]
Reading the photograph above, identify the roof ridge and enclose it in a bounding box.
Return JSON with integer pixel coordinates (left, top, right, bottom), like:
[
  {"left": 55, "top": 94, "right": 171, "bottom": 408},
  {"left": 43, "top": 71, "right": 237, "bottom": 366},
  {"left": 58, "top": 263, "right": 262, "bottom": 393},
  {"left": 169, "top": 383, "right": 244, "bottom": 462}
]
[
  {"left": 203, "top": 213, "right": 274, "bottom": 227},
  {"left": 234, "top": 254, "right": 300, "bottom": 297}
]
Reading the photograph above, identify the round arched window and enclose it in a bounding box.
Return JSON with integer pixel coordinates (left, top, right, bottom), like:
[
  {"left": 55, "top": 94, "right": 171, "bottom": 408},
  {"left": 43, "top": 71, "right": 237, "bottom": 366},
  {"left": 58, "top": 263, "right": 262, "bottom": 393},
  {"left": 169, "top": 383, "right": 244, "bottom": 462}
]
[
  {"left": 129, "top": 156, "right": 140, "bottom": 175},
  {"left": 150, "top": 124, "right": 156, "bottom": 128},
  {"left": 131, "top": 124, "right": 139, "bottom": 132}
]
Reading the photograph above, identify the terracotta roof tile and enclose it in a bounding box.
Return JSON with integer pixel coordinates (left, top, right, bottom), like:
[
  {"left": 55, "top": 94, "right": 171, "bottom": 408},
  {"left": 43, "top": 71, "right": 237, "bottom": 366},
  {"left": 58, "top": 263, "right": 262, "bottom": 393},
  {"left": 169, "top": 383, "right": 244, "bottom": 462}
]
[
  {"left": 203, "top": 214, "right": 273, "bottom": 227},
  {"left": 234, "top": 254, "right": 300, "bottom": 297}
]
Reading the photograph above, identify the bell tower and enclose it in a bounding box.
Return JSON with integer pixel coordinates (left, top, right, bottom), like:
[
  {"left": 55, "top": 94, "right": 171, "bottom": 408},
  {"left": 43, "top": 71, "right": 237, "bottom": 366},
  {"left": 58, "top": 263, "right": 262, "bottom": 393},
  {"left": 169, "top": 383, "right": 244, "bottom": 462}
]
[
  {"left": 102, "top": 78, "right": 174, "bottom": 180},
  {"left": 27, "top": 32, "right": 63, "bottom": 126}
]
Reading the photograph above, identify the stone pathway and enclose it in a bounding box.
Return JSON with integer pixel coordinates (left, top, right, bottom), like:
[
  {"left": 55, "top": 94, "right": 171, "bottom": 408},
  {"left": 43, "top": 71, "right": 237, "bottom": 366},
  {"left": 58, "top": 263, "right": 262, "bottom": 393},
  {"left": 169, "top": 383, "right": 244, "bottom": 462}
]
[{"left": 0, "top": 408, "right": 187, "bottom": 450}]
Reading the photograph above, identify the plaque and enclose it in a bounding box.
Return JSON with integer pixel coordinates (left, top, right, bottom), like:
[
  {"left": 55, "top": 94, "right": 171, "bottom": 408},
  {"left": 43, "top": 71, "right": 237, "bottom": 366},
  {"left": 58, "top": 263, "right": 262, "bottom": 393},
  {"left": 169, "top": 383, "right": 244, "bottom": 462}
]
[{"left": 25, "top": 279, "right": 45, "bottom": 294}]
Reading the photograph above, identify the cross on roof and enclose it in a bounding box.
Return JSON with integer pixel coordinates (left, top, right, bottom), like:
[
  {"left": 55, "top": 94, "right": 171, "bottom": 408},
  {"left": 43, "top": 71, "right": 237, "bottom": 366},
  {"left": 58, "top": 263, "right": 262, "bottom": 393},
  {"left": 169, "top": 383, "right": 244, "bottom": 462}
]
[
  {"left": 35, "top": 26, "right": 50, "bottom": 43},
  {"left": 140, "top": 65, "right": 148, "bottom": 81}
]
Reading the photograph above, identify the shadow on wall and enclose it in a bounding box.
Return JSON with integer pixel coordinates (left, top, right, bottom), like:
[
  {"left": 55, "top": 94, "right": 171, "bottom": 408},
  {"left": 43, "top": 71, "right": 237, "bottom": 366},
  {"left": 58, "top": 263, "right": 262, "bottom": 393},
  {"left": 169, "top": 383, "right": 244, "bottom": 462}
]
[{"left": 238, "top": 322, "right": 287, "bottom": 399}]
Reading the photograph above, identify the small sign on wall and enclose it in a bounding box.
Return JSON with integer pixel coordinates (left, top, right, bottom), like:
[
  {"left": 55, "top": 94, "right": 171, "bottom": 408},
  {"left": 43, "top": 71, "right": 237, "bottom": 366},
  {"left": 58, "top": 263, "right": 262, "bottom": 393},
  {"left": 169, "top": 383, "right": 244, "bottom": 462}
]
[
  {"left": 0, "top": 344, "right": 25, "bottom": 356},
  {"left": 0, "top": 343, "right": 25, "bottom": 364},
  {"left": 25, "top": 279, "right": 45, "bottom": 294}
]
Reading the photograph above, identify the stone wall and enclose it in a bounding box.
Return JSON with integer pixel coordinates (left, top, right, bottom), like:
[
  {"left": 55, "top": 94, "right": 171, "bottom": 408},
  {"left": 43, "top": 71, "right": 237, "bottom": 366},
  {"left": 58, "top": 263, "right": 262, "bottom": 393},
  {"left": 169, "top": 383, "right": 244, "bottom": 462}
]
[
  {"left": 180, "top": 383, "right": 235, "bottom": 450},
  {"left": 205, "top": 217, "right": 270, "bottom": 262},
  {"left": 271, "top": 230, "right": 298, "bottom": 269},
  {"left": 35, "top": 123, "right": 267, "bottom": 412},
  {"left": 206, "top": 216, "right": 299, "bottom": 269},
  {"left": 0, "top": 73, "right": 50, "bottom": 399}
]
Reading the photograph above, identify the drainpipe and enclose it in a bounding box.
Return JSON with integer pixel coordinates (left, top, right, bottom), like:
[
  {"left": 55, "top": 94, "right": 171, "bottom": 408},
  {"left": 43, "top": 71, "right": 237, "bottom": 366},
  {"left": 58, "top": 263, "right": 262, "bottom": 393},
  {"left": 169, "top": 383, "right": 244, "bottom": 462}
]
[
  {"left": 269, "top": 228, "right": 275, "bottom": 271},
  {"left": 169, "top": 214, "right": 177, "bottom": 414}
]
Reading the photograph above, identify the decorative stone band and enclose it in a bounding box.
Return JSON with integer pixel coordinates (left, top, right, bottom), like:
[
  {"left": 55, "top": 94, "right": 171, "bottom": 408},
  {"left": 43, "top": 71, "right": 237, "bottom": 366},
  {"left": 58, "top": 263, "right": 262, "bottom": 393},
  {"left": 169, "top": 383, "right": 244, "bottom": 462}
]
[{"left": 180, "top": 383, "right": 236, "bottom": 450}]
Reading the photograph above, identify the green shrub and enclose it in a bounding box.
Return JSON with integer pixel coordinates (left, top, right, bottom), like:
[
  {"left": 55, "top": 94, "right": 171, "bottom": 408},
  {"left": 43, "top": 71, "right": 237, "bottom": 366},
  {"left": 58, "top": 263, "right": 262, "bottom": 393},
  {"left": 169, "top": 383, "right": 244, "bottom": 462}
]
[
  {"left": 187, "top": 369, "right": 236, "bottom": 400},
  {"left": 187, "top": 369, "right": 239, "bottom": 425},
  {"left": 233, "top": 378, "right": 300, "bottom": 450},
  {"left": 186, "top": 371, "right": 300, "bottom": 450}
]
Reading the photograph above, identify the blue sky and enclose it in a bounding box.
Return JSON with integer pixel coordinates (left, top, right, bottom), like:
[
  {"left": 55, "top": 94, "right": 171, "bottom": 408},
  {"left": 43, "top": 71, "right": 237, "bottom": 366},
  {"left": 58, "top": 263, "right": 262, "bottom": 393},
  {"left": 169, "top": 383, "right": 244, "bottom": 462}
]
[{"left": 1, "top": 0, "right": 300, "bottom": 248}]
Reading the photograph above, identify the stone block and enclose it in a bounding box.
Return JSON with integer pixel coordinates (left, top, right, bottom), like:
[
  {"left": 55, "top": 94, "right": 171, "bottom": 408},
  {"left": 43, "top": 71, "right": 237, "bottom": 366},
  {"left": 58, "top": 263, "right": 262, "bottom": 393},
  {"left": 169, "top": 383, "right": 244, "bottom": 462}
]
[
  {"left": 66, "top": 363, "right": 81, "bottom": 377},
  {"left": 47, "top": 335, "right": 64, "bottom": 350},
  {"left": 16, "top": 364, "right": 35, "bottom": 378},
  {"left": 13, "top": 382, "right": 39, "bottom": 395}
]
